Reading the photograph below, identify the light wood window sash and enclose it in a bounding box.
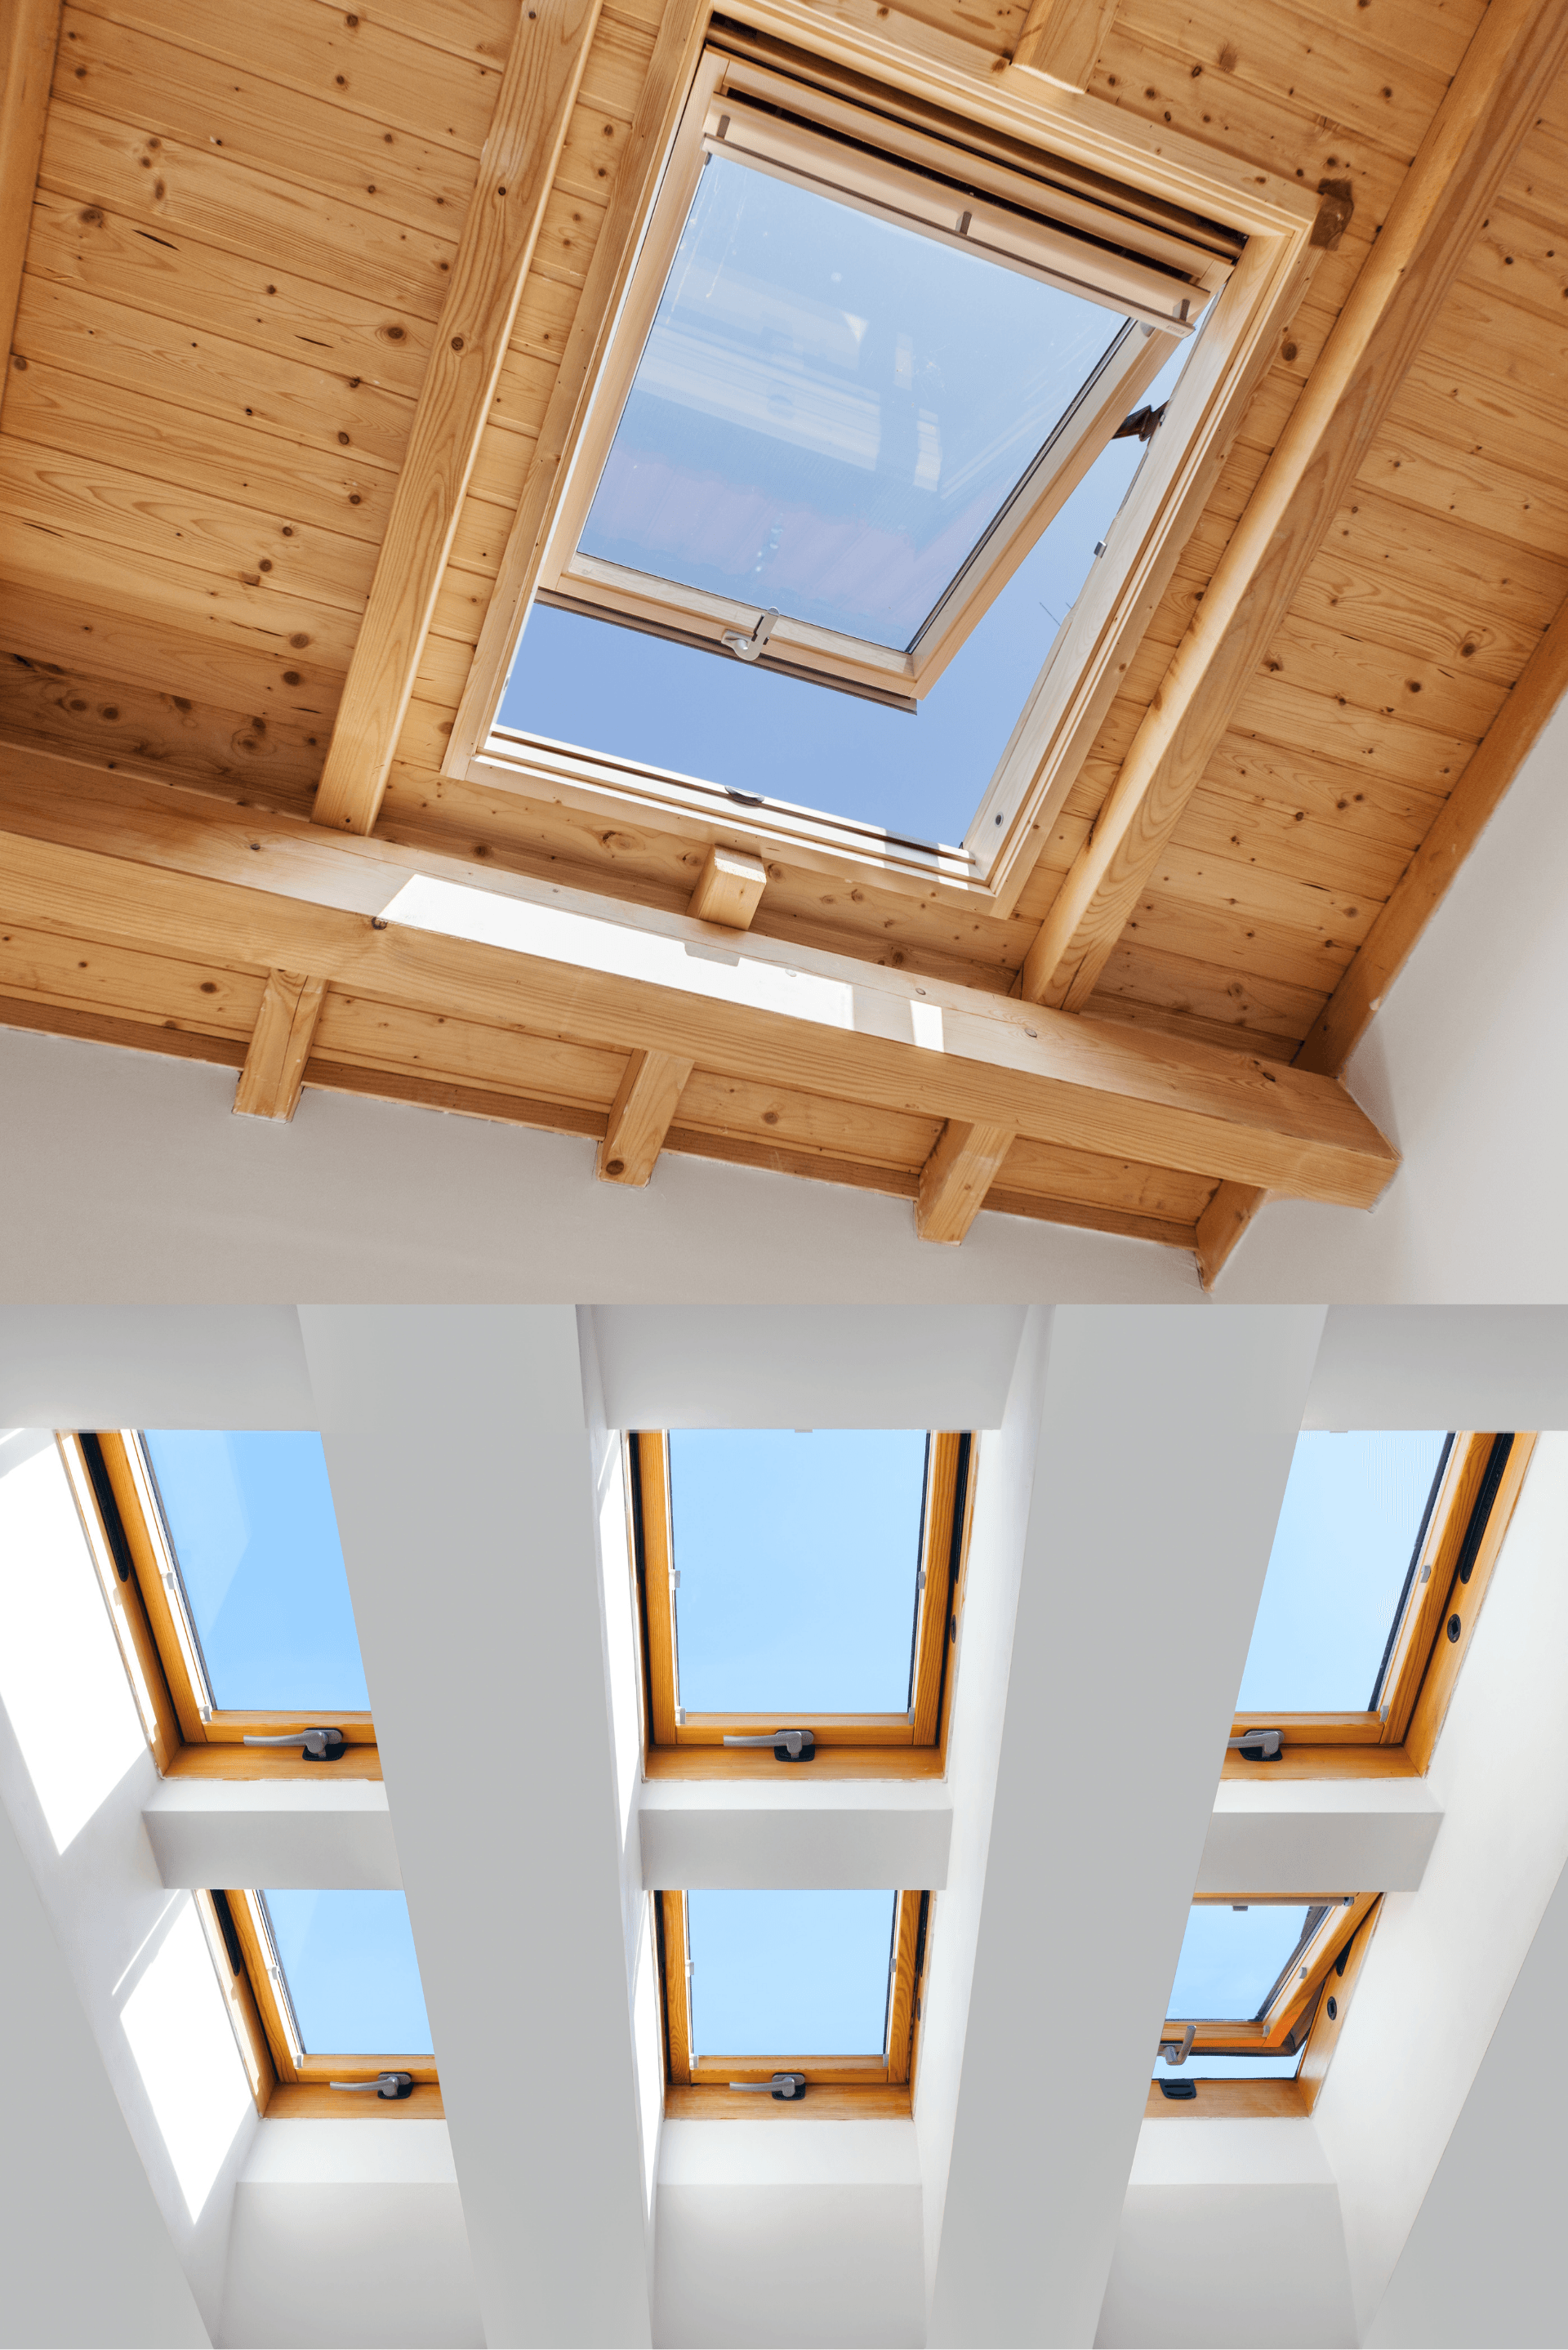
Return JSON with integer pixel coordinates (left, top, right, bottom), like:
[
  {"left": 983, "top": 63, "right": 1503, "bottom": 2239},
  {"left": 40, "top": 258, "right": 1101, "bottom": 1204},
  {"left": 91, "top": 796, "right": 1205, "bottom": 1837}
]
[
  {"left": 1224, "top": 1433, "right": 1536, "bottom": 1780},
  {"left": 1163, "top": 1892, "right": 1377, "bottom": 2060},
  {"left": 63, "top": 1429, "right": 381, "bottom": 1781},
  {"left": 658, "top": 1888, "right": 929, "bottom": 2111},
  {"left": 635, "top": 1429, "right": 972, "bottom": 1773}
]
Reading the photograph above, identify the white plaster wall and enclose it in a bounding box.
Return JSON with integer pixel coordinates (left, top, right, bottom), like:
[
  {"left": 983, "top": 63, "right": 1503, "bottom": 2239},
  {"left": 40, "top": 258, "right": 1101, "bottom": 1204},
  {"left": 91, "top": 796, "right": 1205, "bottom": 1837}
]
[
  {"left": 0, "top": 1308, "right": 314, "bottom": 1429},
  {"left": 1196, "top": 1777, "right": 1441, "bottom": 1894},
  {"left": 1304, "top": 1306, "right": 1568, "bottom": 1429},
  {"left": 637, "top": 1781, "right": 951, "bottom": 1890},
  {"left": 143, "top": 1778, "right": 400, "bottom": 1890}
]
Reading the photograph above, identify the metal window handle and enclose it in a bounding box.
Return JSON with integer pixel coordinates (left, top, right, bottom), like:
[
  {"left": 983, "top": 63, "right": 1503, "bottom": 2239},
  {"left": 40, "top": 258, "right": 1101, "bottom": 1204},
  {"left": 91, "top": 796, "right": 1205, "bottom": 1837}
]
[
  {"left": 722, "top": 1729, "right": 816, "bottom": 1761},
  {"left": 720, "top": 608, "right": 778, "bottom": 662},
  {"left": 1227, "top": 1727, "right": 1283, "bottom": 1761},
  {"left": 328, "top": 2072, "right": 415, "bottom": 2099},
  {"left": 242, "top": 1727, "right": 346, "bottom": 1761},
  {"left": 1159, "top": 2025, "right": 1196, "bottom": 2068},
  {"left": 728, "top": 2072, "right": 807, "bottom": 2099}
]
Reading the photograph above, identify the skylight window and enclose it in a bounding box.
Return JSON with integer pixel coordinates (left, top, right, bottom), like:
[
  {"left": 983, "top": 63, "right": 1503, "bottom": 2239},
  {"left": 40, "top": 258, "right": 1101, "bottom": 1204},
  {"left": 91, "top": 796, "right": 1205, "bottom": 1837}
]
[
  {"left": 632, "top": 1429, "right": 973, "bottom": 1767},
  {"left": 212, "top": 1888, "right": 440, "bottom": 2109},
  {"left": 1154, "top": 1895, "right": 1378, "bottom": 2100}
]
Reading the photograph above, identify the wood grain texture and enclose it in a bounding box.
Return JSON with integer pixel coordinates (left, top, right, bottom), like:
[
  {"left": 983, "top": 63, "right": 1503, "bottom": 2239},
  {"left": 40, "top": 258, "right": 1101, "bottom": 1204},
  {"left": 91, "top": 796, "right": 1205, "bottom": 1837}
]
[
  {"left": 689, "top": 844, "right": 767, "bottom": 930},
  {"left": 596, "top": 1043, "right": 692, "bottom": 1183},
  {"left": 1018, "top": 0, "right": 1568, "bottom": 1012},
  {"left": 915, "top": 1119, "right": 1017, "bottom": 1244},
  {"left": 0, "top": 0, "right": 60, "bottom": 429},
  {"left": 232, "top": 968, "right": 327, "bottom": 1120},
  {"left": 312, "top": 0, "right": 604, "bottom": 833},
  {"left": 1009, "top": 0, "right": 1117, "bottom": 90},
  {"left": 1405, "top": 1434, "right": 1536, "bottom": 1773}
]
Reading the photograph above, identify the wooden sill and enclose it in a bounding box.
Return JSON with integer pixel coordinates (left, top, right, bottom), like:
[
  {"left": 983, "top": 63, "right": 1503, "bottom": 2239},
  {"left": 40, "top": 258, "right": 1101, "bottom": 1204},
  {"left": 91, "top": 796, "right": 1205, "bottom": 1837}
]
[
  {"left": 265, "top": 2083, "right": 445, "bottom": 2120},
  {"left": 643, "top": 1743, "right": 945, "bottom": 1781},
  {"left": 666, "top": 2084, "right": 912, "bottom": 2119},
  {"left": 163, "top": 1741, "right": 384, "bottom": 1781},
  {"left": 1146, "top": 2079, "right": 1311, "bottom": 2119},
  {"left": 1221, "top": 1744, "right": 1420, "bottom": 1781}
]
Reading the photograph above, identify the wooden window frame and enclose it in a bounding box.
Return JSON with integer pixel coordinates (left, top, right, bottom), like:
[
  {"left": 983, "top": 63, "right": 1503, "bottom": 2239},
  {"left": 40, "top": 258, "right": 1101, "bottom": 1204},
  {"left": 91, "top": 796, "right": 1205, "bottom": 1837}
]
[
  {"left": 60, "top": 1430, "right": 381, "bottom": 1781},
  {"left": 528, "top": 45, "right": 1220, "bottom": 711},
  {"left": 1223, "top": 1433, "right": 1538, "bottom": 1783},
  {"left": 630, "top": 1428, "right": 975, "bottom": 1779},
  {"left": 657, "top": 1887, "right": 929, "bottom": 2116},
  {"left": 197, "top": 1886, "right": 443, "bottom": 2120},
  {"left": 1147, "top": 1893, "right": 1383, "bottom": 2120}
]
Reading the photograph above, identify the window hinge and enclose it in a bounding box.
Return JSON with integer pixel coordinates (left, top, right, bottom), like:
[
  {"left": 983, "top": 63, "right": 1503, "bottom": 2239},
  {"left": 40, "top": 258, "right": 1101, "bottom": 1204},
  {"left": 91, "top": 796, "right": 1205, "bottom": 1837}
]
[
  {"left": 670, "top": 1569, "right": 680, "bottom": 1588},
  {"left": 1158, "top": 2024, "right": 1196, "bottom": 2068},
  {"left": 720, "top": 607, "right": 778, "bottom": 663},
  {"left": 328, "top": 2072, "right": 415, "bottom": 2099},
  {"left": 1112, "top": 399, "right": 1167, "bottom": 444},
  {"left": 1227, "top": 1727, "right": 1282, "bottom": 1760},
  {"left": 243, "top": 1726, "right": 347, "bottom": 1761},
  {"left": 722, "top": 1728, "right": 815, "bottom": 1760},
  {"left": 728, "top": 2072, "right": 807, "bottom": 2099}
]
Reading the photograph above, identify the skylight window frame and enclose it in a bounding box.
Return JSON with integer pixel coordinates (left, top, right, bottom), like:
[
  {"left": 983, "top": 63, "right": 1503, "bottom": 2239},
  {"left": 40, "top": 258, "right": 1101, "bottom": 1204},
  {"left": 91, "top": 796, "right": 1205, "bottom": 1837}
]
[
  {"left": 1224, "top": 1432, "right": 1537, "bottom": 1781},
  {"left": 629, "top": 1429, "right": 974, "bottom": 1777},
  {"left": 60, "top": 1429, "right": 381, "bottom": 1781},
  {"left": 657, "top": 1887, "right": 929, "bottom": 2115}
]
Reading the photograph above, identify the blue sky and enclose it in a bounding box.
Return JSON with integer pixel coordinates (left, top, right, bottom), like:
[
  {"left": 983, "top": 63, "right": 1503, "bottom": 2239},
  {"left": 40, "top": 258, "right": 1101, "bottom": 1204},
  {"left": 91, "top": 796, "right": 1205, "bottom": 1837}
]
[
  {"left": 687, "top": 1888, "right": 895, "bottom": 2055},
  {"left": 143, "top": 1431, "right": 368, "bottom": 1711},
  {"left": 668, "top": 1429, "right": 928, "bottom": 1712},
  {"left": 264, "top": 1890, "right": 432, "bottom": 2055},
  {"left": 1168, "top": 1902, "right": 1312, "bottom": 2022}
]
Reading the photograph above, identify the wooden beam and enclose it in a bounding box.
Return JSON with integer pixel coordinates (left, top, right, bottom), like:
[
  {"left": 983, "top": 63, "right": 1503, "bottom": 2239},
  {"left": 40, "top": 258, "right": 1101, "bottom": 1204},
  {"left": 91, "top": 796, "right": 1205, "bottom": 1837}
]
[
  {"left": 915, "top": 1121, "right": 1017, "bottom": 1245},
  {"left": 233, "top": 970, "right": 327, "bottom": 1122},
  {"left": 1018, "top": 0, "right": 1568, "bottom": 1014},
  {"left": 0, "top": 0, "right": 59, "bottom": 429},
  {"left": 689, "top": 846, "right": 768, "bottom": 932},
  {"left": 597, "top": 1047, "right": 693, "bottom": 1184},
  {"left": 1009, "top": 0, "right": 1117, "bottom": 91},
  {"left": 310, "top": 0, "right": 604, "bottom": 837},
  {"left": 1194, "top": 1179, "right": 1268, "bottom": 1290},
  {"left": 0, "top": 756, "right": 1397, "bottom": 1210}
]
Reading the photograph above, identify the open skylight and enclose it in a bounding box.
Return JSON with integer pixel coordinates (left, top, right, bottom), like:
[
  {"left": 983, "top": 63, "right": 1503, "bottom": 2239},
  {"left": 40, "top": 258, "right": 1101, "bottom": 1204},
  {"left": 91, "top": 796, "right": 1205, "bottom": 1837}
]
[{"left": 1154, "top": 1896, "right": 1376, "bottom": 2095}]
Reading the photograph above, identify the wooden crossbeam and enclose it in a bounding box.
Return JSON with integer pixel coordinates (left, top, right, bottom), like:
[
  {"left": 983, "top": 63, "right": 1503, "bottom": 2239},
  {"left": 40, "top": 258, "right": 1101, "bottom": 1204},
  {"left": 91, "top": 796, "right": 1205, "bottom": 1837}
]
[
  {"left": 598, "top": 1047, "right": 693, "bottom": 1185},
  {"left": 1009, "top": 0, "right": 1118, "bottom": 91},
  {"left": 0, "top": 751, "right": 1397, "bottom": 1214},
  {"left": 233, "top": 970, "right": 327, "bottom": 1122},
  {"left": 689, "top": 846, "right": 768, "bottom": 932},
  {"left": 310, "top": 0, "right": 604, "bottom": 836},
  {"left": 916, "top": 1121, "right": 1017, "bottom": 1245},
  {"left": 1018, "top": 0, "right": 1568, "bottom": 1015},
  {"left": 0, "top": 0, "right": 60, "bottom": 430}
]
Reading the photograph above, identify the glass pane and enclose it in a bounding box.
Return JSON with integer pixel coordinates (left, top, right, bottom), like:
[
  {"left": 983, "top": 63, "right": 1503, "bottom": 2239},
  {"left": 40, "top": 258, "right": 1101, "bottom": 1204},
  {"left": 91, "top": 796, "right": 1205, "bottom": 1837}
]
[
  {"left": 581, "top": 154, "right": 1127, "bottom": 650},
  {"left": 144, "top": 1432, "right": 368, "bottom": 1711},
  {"left": 688, "top": 1888, "right": 896, "bottom": 2055},
  {"left": 1156, "top": 2051, "right": 1303, "bottom": 2081},
  {"left": 1167, "top": 1903, "right": 1313, "bottom": 2022},
  {"left": 1237, "top": 1432, "right": 1451, "bottom": 1711},
  {"left": 263, "top": 1890, "right": 433, "bottom": 2054},
  {"left": 669, "top": 1429, "right": 928, "bottom": 1712}
]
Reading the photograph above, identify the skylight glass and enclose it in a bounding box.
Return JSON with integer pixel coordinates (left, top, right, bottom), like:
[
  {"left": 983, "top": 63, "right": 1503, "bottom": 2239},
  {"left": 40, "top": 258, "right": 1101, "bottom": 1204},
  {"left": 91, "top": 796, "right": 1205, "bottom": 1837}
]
[
  {"left": 580, "top": 154, "right": 1126, "bottom": 650},
  {"left": 1236, "top": 1433, "right": 1451, "bottom": 1711},
  {"left": 687, "top": 1888, "right": 895, "bottom": 2053},
  {"left": 263, "top": 1890, "right": 433, "bottom": 2054},
  {"left": 668, "top": 1429, "right": 927, "bottom": 1712},
  {"left": 144, "top": 1432, "right": 368, "bottom": 1712},
  {"left": 1160, "top": 2051, "right": 1303, "bottom": 2080},
  {"left": 1167, "top": 1902, "right": 1315, "bottom": 2021}
]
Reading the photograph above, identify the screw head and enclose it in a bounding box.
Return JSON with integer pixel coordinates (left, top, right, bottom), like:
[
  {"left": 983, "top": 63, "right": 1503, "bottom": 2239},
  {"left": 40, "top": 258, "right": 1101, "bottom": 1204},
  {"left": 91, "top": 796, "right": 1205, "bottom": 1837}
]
[{"left": 1447, "top": 1613, "right": 1463, "bottom": 1643}]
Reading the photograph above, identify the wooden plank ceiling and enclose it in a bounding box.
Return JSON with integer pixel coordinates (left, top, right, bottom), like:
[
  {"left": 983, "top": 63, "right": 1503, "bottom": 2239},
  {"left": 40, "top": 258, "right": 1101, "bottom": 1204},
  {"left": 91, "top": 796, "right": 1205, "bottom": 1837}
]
[{"left": 2, "top": 0, "right": 1566, "bottom": 1273}]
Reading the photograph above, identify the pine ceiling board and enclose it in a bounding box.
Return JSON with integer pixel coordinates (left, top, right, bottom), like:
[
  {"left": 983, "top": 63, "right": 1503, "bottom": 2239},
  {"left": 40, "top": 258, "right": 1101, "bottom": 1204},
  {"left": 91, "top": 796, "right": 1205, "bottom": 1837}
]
[
  {"left": 1316, "top": 478, "right": 1568, "bottom": 626},
  {"left": 0, "top": 659, "right": 326, "bottom": 809},
  {"left": 1076, "top": 990, "right": 1304, "bottom": 1066},
  {"left": 1117, "top": 883, "right": 1361, "bottom": 997},
  {"left": 575, "top": 7, "right": 660, "bottom": 116},
  {"left": 1419, "top": 279, "right": 1568, "bottom": 432},
  {"left": 0, "top": 916, "right": 267, "bottom": 1042},
  {"left": 311, "top": 985, "right": 627, "bottom": 1108},
  {"left": 1288, "top": 544, "right": 1552, "bottom": 689},
  {"left": 13, "top": 275, "right": 418, "bottom": 476},
  {"left": 1229, "top": 674, "right": 1478, "bottom": 794},
  {"left": 670, "top": 1064, "right": 940, "bottom": 1173},
  {"left": 489, "top": 344, "right": 562, "bottom": 436},
  {"left": 1087, "top": 936, "right": 1327, "bottom": 1048},
  {"left": 0, "top": 583, "right": 343, "bottom": 716},
  {"left": 0, "top": 987, "right": 252, "bottom": 1068},
  {"left": 994, "top": 1132, "right": 1216, "bottom": 1223},
  {"left": 553, "top": 93, "right": 640, "bottom": 207},
  {"left": 891, "top": 0, "right": 1027, "bottom": 53},
  {"left": 37, "top": 105, "right": 460, "bottom": 319},
  {"left": 1174, "top": 782, "right": 1424, "bottom": 901},
  {"left": 1201, "top": 735, "right": 1450, "bottom": 855},
  {"left": 528, "top": 184, "right": 608, "bottom": 297},
  {"left": 1257, "top": 611, "right": 1507, "bottom": 742},
  {"left": 466, "top": 415, "right": 540, "bottom": 510},
  {"left": 56, "top": 8, "right": 484, "bottom": 239},
  {"left": 1282, "top": 0, "right": 1483, "bottom": 83},
  {"left": 1398, "top": 349, "right": 1568, "bottom": 508},
  {"left": 332, "top": 0, "right": 522, "bottom": 72},
  {"left": 1361, "top": 417, "right": 1568, "bottom": 560},
  {"left": 73, "top": 0, "right": 505, "bottom": 153},
  {"left": 1143, "top": 836, "right": 1382, "bottom": 956},
  {"left": 1459, "top": 194, "right": 1568, "bottom": 322}
]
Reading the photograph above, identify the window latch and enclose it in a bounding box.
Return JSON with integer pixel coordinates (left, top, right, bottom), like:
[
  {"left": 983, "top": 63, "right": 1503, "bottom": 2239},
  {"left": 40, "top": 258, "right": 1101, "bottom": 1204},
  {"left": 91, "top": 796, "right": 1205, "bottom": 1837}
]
[
  {"left": 722, "top": 1728, "right": 816, "bottom": 1761},
  {"left": 728, "top": 2072, "right": 807, "bottom": 2098},
  {"left": 720, "top": 607, "right": 778, "bottom": 662},
  {"left": 242, "top": 1726, "right": 347, "bottom": 1761},
  {"left": 1158, "top": 2025, "right": 1196, "bottom": 2067},
  {"left": 1227, "top": 1727, "right": 1283, "bottom": 1760},
  {"left": 328, "top": 2072, "right": 415, "bottom": 2099}
]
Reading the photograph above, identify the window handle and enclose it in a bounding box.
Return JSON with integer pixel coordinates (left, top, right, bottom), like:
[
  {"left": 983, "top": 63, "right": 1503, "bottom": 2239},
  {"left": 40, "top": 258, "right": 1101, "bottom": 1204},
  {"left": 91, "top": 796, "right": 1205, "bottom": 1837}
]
[
  {"left": 720, "top": 607, "right": 778, "bottom": 662},
  {"left": 1227, "top": 1727, "right": 1283, "bottom": 1760},
  {"left": 242, "top": 1726, "right": 347, "bottom": 1761},
  {"left": 728, "top": 2072, "right": 807, "bottom": 2099},
  {"left": 722, "top": 1729, "right": 816, "bottom": 1761},
  {"left": 328, "top": 2072, "right": 415, "bottom": 2099},
  {"left": 1159, "top": 2025, "right": 1196, "bottom": 2068}
]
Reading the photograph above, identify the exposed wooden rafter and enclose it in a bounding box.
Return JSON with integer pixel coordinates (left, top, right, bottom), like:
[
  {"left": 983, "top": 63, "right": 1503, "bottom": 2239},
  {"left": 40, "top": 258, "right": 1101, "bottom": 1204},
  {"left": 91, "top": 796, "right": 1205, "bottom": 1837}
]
[
  {"left": 233, "top": 970, "right": 327, "bottom": 1121},
  {"left": 310, "top": 0, "right": 605, "bottom": 836},
  {"left": 1008, "top": 0, "right": 1118, "bottom": 93},
  {"left": 916, "top": 1121, "right": 1018, "bottom": 1245},
  {"left": 1018, "top": 0, "right": 1568, "bottom": 1017},
  {"left": 689, "top": 845, "right": 768, "bottom": 931},
  {"left": 597, "top": 1046, "right": 693, "bottom": 1184}
]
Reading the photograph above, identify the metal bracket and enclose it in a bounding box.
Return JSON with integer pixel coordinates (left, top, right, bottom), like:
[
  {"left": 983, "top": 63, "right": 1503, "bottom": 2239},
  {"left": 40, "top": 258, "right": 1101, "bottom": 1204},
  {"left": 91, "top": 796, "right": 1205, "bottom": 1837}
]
[
  {"left": 728, "top": 2072, "right": 807, "bottom": 2099},
  {"left": 1159, "top": 2078, "right": 1198, "bottom": 2101},
  {"left": 328, "top": 2071, "right": 415, "bottom": 2099},
  {"left": 242, "top": 1726, "right": 347, "bottom": 1761},
  {"left": 1159, "top": 2024, "right": 1196, "bottom": 2068},
  {"left": 722, "top": 1728, "right": 815, "bottom": 1761},
  {"left": 1227, "top": 1727, "right": 1283, "bottom": 1761},
  {"left": 720, "top": 607, "right": 779, "bottom": 663}
]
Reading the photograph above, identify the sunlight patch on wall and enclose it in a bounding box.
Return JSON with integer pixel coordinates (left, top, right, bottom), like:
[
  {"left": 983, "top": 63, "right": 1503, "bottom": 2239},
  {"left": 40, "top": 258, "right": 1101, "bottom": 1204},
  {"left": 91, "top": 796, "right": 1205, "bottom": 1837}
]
[{"left": 121, "top": 1897, "right": 252, "bottom": 2223}]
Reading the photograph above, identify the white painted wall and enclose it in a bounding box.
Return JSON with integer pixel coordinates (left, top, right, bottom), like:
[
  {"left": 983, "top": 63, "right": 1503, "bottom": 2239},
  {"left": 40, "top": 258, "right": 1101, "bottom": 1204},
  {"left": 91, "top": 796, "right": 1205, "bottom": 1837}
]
[
  {"left": 638, "top": 1781, "right": 951, "bottom": 1890},
  {"left": 142, "top": 1778, "right": 401, "bottom": 1891},
  {"left": 1304, "top": 1306, "right": 1568, "bottom": 1430},
  {"left": 0, "top": 1308, "right": 315, "bottom": 1429},
  {"left": 1196, "top": 1777, "right": 1441, "bottom": 1894}
]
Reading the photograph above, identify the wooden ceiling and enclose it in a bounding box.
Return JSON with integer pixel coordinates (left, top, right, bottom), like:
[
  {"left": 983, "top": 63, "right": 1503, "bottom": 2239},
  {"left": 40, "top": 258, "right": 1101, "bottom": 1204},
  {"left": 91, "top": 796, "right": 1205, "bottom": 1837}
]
[{"left": 2, "top": 0, "right": 1565, "bottom": 1277}]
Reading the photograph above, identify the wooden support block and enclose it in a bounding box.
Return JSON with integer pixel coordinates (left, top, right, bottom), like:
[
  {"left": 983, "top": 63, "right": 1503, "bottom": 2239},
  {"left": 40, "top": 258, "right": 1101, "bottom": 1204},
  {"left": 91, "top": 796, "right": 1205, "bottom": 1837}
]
[
  {"left": 597, "top": 1047, "right": 693, "bottom": 1186},
  {"left": 1009, "top": 0, "right": 1118, "bottom": 91},
  {"left": 915, "top": 1121, "right": 1016, "bottom": 1246},
  {"left": 1195, "top": 1179, "right": 1268, "bottom": 1290},
  {"left": 689, "top": 846, "right": 768, "bottom": 932},
  {"left": 233, "top": 970, "right": 327, "bottom": 1122}
]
